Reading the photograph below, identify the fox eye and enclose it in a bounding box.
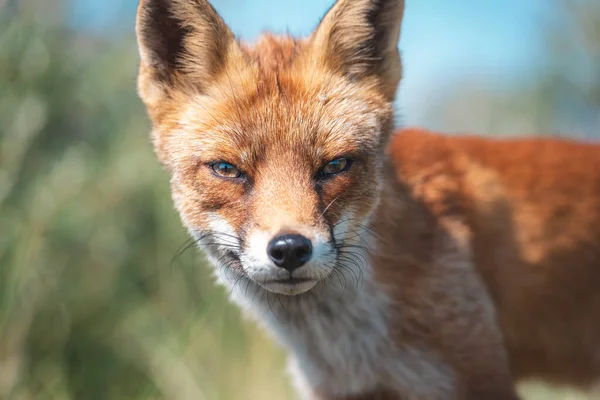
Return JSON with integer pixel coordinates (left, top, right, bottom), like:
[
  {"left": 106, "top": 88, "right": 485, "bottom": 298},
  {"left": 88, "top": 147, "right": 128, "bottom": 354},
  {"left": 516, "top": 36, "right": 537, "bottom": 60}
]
[
  {"left": 320, "top": 158, "right": 352, "bottom": 177},
  {"left": 210, "top": 162, "right": 242, "bottom": 179}
]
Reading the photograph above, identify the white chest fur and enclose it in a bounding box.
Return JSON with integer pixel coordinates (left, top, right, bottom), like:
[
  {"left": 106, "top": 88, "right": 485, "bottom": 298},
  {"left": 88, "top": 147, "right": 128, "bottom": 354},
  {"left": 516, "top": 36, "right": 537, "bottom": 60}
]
[
  {"left": 223, "top": 266, "right": 455, "bottom": 399},
  {"left": 228, "top": 269, "right": 393, "bottom": 397}
]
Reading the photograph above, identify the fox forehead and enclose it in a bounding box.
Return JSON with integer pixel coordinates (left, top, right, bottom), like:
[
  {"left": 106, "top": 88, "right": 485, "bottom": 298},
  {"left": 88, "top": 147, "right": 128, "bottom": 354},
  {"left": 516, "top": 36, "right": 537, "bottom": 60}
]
[
  {"left": 177, "top": 92, "right": 381, "bottom": 168},
  {"left": 156, "top": 35, "right": 393, "bottom": 170}
]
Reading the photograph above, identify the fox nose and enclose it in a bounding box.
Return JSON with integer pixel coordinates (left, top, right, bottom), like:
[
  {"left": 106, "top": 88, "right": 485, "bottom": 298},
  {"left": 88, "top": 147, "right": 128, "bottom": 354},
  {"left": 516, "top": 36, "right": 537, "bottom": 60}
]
[{"left": 267, "top": 234, "right": 313, "bottom": 272}]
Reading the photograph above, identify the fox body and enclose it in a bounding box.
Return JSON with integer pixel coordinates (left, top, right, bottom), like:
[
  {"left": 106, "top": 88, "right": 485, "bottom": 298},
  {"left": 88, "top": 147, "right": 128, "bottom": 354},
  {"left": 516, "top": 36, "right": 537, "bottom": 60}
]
[{"left": 135, "top": 0, "right": 600, "bottom": 398}]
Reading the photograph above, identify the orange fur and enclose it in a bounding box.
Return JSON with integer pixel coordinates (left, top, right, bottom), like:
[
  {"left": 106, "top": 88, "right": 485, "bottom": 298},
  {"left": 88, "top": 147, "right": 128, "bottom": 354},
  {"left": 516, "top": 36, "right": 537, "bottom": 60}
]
[
  {"left": 135, "top": 0, "right": 600, "bottom": 399},
  {"left": 388, "top": 130, "right": 600, "bottom": 388}
]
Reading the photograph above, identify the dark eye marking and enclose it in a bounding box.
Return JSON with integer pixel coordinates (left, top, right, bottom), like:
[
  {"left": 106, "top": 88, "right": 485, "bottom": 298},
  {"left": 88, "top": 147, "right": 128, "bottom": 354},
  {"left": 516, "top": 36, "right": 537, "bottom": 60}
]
[{"left": 317, "top": 158, "right": 353, "bottom": 180}]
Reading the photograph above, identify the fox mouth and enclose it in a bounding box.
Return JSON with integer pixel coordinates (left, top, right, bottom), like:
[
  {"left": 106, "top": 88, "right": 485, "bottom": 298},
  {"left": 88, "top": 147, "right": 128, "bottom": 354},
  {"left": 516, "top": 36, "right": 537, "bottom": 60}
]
[
  {"left": 263, "top": 277, "right": 315, "bottom": 285},
  {"left": 256, "top": 276, "right": 319, "bottom": 295}
]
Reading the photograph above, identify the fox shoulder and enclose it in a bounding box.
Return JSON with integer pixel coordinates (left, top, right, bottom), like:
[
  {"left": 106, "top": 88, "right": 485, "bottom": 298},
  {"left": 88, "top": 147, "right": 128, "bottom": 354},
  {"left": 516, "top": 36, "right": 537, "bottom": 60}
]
[{"left": 388, "top": 127, "right": 600, "bottom": 256}]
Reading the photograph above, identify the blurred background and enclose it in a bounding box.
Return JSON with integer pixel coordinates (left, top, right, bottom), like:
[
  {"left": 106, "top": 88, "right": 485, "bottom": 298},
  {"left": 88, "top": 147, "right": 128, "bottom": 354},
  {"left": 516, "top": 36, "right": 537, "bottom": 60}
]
[{"left": 1, "top": 0, "right": 599, "bottom": 399}]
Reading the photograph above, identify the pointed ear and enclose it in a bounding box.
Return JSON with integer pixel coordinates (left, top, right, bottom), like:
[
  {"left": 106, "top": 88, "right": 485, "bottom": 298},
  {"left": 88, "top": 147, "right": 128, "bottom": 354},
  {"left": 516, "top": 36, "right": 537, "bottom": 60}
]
[
  {"left": 135, "top": 0, "right": 245, "bottom": 104},
  {"left": 311, "top": 0, "right": 405, "bottom": 100}
]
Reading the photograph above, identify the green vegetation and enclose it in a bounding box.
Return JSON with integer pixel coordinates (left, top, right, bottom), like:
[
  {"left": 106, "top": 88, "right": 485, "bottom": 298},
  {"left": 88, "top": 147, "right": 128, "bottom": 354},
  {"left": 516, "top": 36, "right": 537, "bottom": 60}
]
[{"left": 0, "top": 1, "right": 597, "bottom": 399}]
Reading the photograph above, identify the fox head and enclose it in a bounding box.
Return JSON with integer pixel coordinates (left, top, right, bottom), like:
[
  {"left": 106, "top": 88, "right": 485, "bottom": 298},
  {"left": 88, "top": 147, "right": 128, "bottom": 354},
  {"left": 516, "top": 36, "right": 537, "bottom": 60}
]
[{"left": 136, "top": 0, "right": 404, "bottom": 296}]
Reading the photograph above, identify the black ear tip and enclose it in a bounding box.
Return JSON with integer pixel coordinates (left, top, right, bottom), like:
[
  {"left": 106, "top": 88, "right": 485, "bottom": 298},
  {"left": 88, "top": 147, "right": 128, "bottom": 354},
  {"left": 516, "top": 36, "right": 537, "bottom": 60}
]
[
  {"left": 137, "top": 0, "right": 189, "bottom": 72},
  {"left": 136, "top": 0, "right": 238, "bottom": 91}
]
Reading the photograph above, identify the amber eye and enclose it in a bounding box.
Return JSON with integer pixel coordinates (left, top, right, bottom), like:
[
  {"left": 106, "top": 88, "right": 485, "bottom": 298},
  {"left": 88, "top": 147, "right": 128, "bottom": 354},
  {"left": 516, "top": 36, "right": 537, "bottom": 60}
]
[
  {"left": 320, "top": 158, "right": 352, "bottom": 177},
  {"left": 210, "top": 162, "right": 242, "bottom": 178}
]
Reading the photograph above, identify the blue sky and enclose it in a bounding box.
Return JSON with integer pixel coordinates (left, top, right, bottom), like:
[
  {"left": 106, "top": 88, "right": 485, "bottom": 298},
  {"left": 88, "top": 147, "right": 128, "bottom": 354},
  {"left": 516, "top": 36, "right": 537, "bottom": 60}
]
[{"left": 70, "top": 0, "right": 551, "bottom": 125}]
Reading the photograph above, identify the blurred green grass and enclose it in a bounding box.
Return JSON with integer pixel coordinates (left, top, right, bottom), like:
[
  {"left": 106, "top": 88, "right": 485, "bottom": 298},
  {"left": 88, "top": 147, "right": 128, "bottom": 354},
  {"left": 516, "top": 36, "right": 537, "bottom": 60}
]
[{"left": 0, "top": 1, "right": 598, "bottom": 399}]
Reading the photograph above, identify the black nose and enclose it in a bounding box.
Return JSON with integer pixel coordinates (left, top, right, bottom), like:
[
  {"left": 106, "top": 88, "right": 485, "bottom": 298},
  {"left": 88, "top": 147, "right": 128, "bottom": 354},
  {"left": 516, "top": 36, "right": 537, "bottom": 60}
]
[{"left": 267, "top": 234, "right": 313, "bottom": 272}]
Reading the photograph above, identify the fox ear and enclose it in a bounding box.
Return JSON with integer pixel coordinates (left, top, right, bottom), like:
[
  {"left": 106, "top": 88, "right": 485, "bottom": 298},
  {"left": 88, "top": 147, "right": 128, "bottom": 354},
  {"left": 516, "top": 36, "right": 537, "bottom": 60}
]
[
  {"left": 135, "top": 0, "right": 244, "bottom": 104},
  {"left": 311, "top": 0, "right": 404, "bottom": 100}
]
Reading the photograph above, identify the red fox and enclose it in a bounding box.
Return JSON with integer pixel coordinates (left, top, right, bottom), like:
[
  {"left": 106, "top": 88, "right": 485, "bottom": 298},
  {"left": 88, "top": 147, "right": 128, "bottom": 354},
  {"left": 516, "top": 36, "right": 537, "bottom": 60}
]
[{"left": 135, "top": 0, "right": 600, "bottom": 398}]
